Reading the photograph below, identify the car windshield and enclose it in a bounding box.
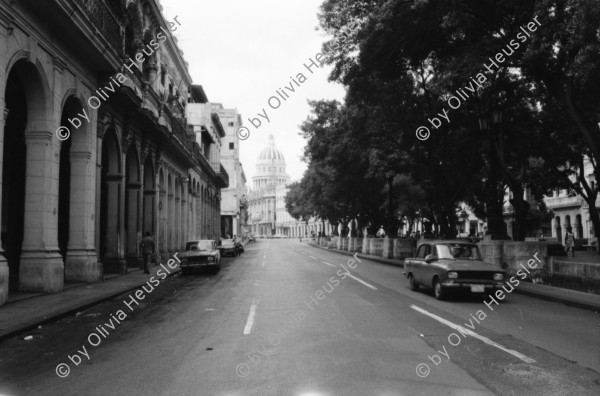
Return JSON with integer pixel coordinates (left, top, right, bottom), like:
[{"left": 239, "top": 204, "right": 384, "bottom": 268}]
[
  {"left": 186, "top": 241, "right": 213, "bottom": 251},
  {"left": 435, "top": 243, "right": 482, "bottom": 260},
  {"left": 221, "top": 240, "right": 235, "bottom": 247}
]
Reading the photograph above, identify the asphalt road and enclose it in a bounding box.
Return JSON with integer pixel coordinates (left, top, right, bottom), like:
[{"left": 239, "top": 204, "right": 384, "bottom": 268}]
[{"left": 1, "top": 239, "right": 599, "bottom": 396}]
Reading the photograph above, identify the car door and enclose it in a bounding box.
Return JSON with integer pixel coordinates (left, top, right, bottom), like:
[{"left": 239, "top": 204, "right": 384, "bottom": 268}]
[{"left": 414, "top": 244, "right": 431, "bottom": 285}]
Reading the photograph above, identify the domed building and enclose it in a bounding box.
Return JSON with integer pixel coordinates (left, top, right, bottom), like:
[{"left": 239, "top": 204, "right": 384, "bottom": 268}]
[
  {"left": 253, "top": 134, "right": 290, "bottom": 189},
  {"left": 248, "top": 135, "right": 333, "bottom": 238}
]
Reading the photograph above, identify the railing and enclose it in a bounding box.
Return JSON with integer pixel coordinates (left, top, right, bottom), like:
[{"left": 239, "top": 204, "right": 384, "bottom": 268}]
[{"left": 74, "top": 0, "right": 123, "bottom": 55}]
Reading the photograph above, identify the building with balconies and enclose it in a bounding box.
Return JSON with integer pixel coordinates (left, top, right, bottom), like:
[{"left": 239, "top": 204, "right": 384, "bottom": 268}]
[
  {"left": 215, "top": 105, "right": 248, "bottom": 239},
  {"left": 0, "top": 0, "right": 228, "bottom": 306}
]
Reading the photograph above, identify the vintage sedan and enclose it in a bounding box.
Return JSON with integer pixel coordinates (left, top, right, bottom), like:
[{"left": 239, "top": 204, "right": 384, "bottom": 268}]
[
  {"left": 178, "top": 240, "right": 221, "bottom": 274},
  {"left": 218, "top": 239, "right": 238, "bottom": 257},
  {"left": 403, "top": 240, "right": 506, "bottom": 300}
]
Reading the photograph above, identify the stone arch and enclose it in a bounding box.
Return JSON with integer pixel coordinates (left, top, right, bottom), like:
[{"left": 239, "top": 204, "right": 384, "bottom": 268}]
[
  {"left": 142, "top": 156, "right": 155, "bottom": 236},
  {"left": 554, "top": 216, "right": 562, "bottom": 243},
  {"left": 2, "top": 57, "right": 55, "bottom": 294},
  {"left": 158, "top": 167, "right": 167, "bottom": 254},
  {"left": 174, "top": 177, "right": 181, "bottom": 249},
  {"left": 99, "top": 128, "right": 122, "bottom": 267},
  {"left": 167, "top": 172, "right": 174, "bottom": 250},
  {"left": 125, "top": 144, "right": 141, "bottom": 265},
  {"left": 575, "top": 214, "right": 583, "bottom": 238}
]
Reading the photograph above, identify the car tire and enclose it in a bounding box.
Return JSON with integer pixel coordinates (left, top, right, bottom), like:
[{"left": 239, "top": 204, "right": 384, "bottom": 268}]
[
  {"left": 433, "top": 278, "right": 446, "bottom": 300},
  {"left": 408, "top": 274, "right": 419, "bottom": 291}
]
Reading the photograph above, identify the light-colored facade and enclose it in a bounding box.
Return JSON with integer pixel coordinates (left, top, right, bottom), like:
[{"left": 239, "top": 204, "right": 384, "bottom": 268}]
[
  {"left": 215, "top": 105, "right": 248, "bottom": 239},
  {"left": 0, "top": 0, "right": 227, "bottom": 306},
  {"left": 543, "top": 157, "right": 598, "bottom": 243},
  {"left": 248, "top": 135, "right": 332, "bottom": 237}
]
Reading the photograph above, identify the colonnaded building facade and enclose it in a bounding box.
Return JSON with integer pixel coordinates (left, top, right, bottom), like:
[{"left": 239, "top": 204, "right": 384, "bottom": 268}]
[
  {"left": 248, "top": 135, "right": 332, "bottom": 237},
  {"left": 0, "top": 0, "right": 229, "bottom": 306}
]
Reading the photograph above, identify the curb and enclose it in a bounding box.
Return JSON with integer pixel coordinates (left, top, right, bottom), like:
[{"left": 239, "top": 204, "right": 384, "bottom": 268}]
[
  {"left": 307, "top": 243, "right": 600, "bottom": 312},
  {"left": 0, "top": 267, "right": 181, "bottom": 341}
]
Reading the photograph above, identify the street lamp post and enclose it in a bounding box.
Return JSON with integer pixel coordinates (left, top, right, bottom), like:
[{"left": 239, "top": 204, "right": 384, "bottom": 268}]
[{"left": 479, "top": 111, "right": 509, "bottom": 240}]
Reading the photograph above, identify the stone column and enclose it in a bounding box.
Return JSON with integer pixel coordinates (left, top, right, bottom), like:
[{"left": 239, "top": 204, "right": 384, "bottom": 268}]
[
  {"left": 65, "top": 150, "right": 101, "bottom": 282},
  {"left": 19, "top": 131, "right": 64, "bottom": 292},
  {"left": 0, "top": 107, "right": 9, "bottom": 304}
]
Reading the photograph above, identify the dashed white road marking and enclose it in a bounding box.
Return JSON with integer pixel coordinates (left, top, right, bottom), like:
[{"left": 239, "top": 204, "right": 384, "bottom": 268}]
[
  {"left": 243, "top": 299, "right": 258, "bottom": 335},
  {"left": 309, "top": 255, "right": 317, "bottom": 260},
  {"left": 344, "top": 272, "right": 378, "bottom": 290},
  {"left": 320, "top": 260, "right": 336, "bottom": 268},
  {"left": 410, "top": 304, "right": 536, "bottom": 364}
]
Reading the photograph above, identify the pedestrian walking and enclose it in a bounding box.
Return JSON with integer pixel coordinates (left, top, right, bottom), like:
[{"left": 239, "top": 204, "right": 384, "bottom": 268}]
[
  {"left": 140, "top": 232, "right": 156, "bottom": 274},
  {"left": 564, "top": 227, "right": 575, "bottom": 257}
]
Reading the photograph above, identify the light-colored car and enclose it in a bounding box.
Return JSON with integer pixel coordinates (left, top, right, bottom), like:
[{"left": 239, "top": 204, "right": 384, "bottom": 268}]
[
  {"left": 178, "top": 240, "right": 221, "bottom": 274},
  {"left": 403, "top": 240, "right": 506, "bottom": 300},
  {"left": 218, "top": 239, "right": 238, "bottom": 257}
]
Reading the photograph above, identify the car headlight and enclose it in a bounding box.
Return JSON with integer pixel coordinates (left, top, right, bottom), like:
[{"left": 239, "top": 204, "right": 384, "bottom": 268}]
[
  {"left": 494, "top": 273, "right": 504, "bottom": 281},
  {"left": 448, "top": 272, "right": 458, "bottom": 279},
  {"left": 208, "top": 256, "right": 214, "bottom": 262}
]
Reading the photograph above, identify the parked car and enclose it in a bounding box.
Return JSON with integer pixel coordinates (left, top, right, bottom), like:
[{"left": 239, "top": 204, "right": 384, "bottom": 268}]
[
  {"left": 178, "top": 240, "right": 221, "bottom": 274},
  {"left": 403, "top": 240, "right": 506, "bottom": 300},
  {"left": 248, "top": 234, "right": 256, "bottom": 242},
  {"left": 219, "top": 239, "right": 238, "bottom": 257}
]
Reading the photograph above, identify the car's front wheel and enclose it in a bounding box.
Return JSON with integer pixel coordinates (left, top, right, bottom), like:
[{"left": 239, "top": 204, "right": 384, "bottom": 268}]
[
  {"left": 433, "top": 278, "right": 446, "bottom": 300},
  {"left": 408, "top": 274, "right": 419, "bottom": 291}
]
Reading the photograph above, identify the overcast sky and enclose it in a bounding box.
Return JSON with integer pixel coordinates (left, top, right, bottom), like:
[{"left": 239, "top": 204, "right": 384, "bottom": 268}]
[{"left": 160, "top": 0, "right": 346, "bottom": 184}]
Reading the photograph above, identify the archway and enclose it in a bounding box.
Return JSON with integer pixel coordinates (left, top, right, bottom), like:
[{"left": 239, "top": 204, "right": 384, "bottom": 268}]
[
  {"left": 125, "top": 144, "right": 140, "bottom": 267},
  {"left": 143, "top": 156, "right": 155, "bottom": 236},
  {"left": 555, "top": 216, "right": 562, "bottom": 243},
  {"left": 2, "top": 64, "right": 28, "bottom": 291},
  {"left": 99, "top": 129, "right": 122, "bottom": 270}
]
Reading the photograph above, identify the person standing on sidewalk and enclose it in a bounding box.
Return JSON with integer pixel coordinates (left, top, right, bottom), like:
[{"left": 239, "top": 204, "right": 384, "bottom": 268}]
[
  {"left": 564, "top": 227, "right": 575, "bottom": 257},
  {"left": 140, "top": 232, "right": 156, "bottom": 274}
]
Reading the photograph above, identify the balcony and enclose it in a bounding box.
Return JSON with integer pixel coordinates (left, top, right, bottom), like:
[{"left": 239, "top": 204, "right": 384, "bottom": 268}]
[
  {"left": 544, "top": 195, "right": 583, "bottom": 209},
  {"left": 217, "top": 164, "right": 229, "bottom": 189},
  {"left": 74, "top": 0, "right": 124, "bottom": 56}
]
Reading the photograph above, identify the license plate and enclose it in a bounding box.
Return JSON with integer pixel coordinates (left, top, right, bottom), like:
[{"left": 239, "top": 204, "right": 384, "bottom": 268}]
[{"left": 471, "top": 285, "right": 485, "bottom": 293}]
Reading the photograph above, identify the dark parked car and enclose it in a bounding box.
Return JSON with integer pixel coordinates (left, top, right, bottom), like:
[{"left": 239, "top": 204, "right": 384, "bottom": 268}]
[
  {"left": 219, "top": 239, "right": 238, "bottom": 257},
  {"left": 178, "top": 240, "right": 221, "bottom": 274},
  {"left": 403, "top": 240, "right": 506, "bottom": 300}
]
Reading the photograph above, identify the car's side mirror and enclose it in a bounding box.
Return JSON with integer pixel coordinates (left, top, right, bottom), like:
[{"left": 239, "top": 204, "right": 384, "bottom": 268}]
[{"left": 425, "top": 254, "right": 436, "bottom": 263}]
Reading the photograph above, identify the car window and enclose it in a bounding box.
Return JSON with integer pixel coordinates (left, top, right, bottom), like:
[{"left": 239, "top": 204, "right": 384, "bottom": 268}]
[
  {"left": 221, "top": 240, "right": 235, "bottom": 247},
  {"left": 416, "top": 244, "right": 430, "bottom": 258},
  {"left": 437, "top": 243, "right": 482, "bottom": 260},
  {"left": 196, "top": 241, "right": 213, "bottom": 251}
]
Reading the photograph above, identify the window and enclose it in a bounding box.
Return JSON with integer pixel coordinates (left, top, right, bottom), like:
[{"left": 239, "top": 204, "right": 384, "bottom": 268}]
[
  {"left": 416, "top": 244, "right": 430, "bottom": 258},
  {"left": 229, "top": 142, "right": 234, "bottom": 150},
  {"left": 228, "top": 122, "right": 234, "bottom": 126}
]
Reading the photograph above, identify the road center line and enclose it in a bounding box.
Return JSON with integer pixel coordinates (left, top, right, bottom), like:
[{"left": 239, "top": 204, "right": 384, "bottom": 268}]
[
  {"left": 320, "top": 260, "right": 336, "bottom": 267},
  {"left": 410, "top": 304, "right": 536, "bottom": 364},
  {"left": 344, "top": 272, "right": 378, "bottom": 290},
  {"left": 243, "top": 299, "right": 258, "bottom": 335}
]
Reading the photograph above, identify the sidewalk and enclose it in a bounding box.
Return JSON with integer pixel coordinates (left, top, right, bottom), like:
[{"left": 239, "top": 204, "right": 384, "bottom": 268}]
[
  {"left": 308, "top": 242, "right": 600, "bottom": 312},
  {"left": 0, "top": 265, "right": 180, "bottom": 341}
]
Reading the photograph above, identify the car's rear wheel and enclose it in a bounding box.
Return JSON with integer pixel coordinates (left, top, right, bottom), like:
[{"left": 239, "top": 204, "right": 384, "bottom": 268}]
[
  {"left": 408, "top": 274, "right": 419, "bottom": 291},
  {"left": 433, "top": 278, "right": 446, "bottom": 300}
]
